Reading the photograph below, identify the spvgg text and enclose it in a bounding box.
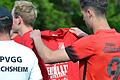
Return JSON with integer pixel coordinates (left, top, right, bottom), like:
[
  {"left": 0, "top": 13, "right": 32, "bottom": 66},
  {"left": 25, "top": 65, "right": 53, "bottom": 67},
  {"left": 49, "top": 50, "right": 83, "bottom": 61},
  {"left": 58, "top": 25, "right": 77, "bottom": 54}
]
[{"left": 0, "top": 56, "right": 22, "bottom": 63}]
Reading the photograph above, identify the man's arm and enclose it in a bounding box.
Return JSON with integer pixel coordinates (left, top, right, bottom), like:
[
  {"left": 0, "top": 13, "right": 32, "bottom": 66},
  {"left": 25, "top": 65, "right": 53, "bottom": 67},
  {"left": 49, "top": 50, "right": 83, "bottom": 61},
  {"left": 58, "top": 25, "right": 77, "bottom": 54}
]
[{"left": 30, "top": 30, "right": 70, "bottom": 63}]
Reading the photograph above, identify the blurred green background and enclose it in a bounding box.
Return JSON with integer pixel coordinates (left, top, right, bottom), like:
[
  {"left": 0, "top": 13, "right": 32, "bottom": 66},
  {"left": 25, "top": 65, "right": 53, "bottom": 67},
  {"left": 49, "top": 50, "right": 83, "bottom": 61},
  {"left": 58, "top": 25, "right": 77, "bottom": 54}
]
[{"left": 1, "top": 0, "right": 120, "bottom": 34}]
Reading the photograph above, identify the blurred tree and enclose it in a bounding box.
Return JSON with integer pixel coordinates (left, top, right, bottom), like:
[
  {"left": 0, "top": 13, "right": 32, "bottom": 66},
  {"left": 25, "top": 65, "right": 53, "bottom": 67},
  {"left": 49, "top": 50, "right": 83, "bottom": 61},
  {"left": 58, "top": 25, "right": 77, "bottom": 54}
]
[
  {"left": 0, "top": 0, "right": 13, "bottom": 10},
  {"left": 107, "top": 0, "right": 120, "bottom": 32},
  {"left": 0, "top": 0, "right": 119, "bottom": 33},
  {"left": 37, "top": 0, "right": 71, "bottom": 30}
]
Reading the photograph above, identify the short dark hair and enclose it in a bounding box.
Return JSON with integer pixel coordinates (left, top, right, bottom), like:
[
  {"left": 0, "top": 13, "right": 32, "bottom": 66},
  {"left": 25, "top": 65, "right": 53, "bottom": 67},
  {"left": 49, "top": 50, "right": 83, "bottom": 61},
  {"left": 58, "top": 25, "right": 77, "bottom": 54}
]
[
  {"left": 80, "top": 0, "right": 108, "bottom": 16},
  {"left": 0, "top": 7, "right": 12, "bottom": 34}
]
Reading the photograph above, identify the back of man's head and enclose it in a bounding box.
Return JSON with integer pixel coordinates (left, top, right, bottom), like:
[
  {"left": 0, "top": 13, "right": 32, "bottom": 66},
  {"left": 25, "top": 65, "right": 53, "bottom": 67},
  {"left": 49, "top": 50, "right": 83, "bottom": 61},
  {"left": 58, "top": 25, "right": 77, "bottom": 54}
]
[
  {"left": 0, "top": 7, "right": 12, "bottom": 34},
  {"left": 13, "top": 0, "right": 37, "bottom": 27},
  {"left": 80, "top": 0, "right": 108, "bottom": 16}
]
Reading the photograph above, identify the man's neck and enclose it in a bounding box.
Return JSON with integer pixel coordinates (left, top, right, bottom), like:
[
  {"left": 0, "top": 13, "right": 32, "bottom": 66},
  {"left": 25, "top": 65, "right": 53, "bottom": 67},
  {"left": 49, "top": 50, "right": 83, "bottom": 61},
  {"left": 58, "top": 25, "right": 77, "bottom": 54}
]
[
  {"left": 0, "top": 34, "right": 10, "bottom": 41},
  {"left": 19, "top": 25, "right": 33, "bottom": 36},
  {"left": 93, "top": 18, "right": 111, "bottom": 33}
]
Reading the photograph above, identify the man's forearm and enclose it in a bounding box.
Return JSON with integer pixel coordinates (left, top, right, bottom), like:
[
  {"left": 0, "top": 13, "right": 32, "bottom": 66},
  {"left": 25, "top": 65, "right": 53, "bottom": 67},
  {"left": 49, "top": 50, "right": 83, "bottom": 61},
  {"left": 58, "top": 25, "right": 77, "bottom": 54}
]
[
  {"left": 32, "top": 36, "right": 70, "bottom": 63},
  {"left": 32, "top": 37, "right": 52, "bottom": 63}
]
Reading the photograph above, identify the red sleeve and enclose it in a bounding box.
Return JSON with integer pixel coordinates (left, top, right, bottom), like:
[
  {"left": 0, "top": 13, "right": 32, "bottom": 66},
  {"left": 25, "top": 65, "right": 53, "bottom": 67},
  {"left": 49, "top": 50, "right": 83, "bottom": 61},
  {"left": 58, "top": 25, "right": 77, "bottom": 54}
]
[{"left": 65, "top": 35, "right": 96, "bottom": 62}]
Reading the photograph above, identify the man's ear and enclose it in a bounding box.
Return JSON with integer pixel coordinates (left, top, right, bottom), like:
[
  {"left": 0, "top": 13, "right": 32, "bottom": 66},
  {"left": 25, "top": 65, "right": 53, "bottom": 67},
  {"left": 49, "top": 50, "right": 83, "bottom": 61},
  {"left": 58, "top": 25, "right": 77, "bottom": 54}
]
[
  {"left": 16, "top": 16, "right": 21, "bottom": 25},
  {"left": 86, "top": 8, "right": 95, "bottom": 19}
]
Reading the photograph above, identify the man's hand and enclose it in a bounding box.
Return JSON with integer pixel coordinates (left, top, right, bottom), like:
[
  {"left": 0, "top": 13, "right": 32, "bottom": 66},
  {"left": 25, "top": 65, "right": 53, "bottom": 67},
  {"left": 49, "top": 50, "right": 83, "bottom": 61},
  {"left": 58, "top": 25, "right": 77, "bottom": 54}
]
[
  {"left": 30, "top": 30, "right": 41, "bottom": 40},
  {"left": 69, "top": 27, "right": 88, "bottom": 38}
]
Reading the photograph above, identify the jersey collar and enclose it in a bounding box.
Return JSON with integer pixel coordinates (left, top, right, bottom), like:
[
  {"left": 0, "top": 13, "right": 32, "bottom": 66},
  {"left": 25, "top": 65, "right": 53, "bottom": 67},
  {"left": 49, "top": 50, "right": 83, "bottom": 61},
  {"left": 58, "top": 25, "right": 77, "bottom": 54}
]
[
  {"left": 95, "top": 29, "right": 116, "bottom": 35},
  {"left": 41, "top": 28, "right": 69, "bottom": 38}
]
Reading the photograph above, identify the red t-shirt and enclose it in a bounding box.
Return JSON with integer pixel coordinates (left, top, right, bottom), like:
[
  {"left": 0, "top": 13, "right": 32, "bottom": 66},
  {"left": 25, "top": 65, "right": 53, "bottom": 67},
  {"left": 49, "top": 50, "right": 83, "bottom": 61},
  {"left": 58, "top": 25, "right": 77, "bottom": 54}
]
[
  {"left": 41, "top": 28, "right": 81, "bottom": 80},
  {"left": 13, "top": 30, "right": 50, "bottom": 80},
  {"left": 66, "top": 29, "right": 120, "bottom": 80}
]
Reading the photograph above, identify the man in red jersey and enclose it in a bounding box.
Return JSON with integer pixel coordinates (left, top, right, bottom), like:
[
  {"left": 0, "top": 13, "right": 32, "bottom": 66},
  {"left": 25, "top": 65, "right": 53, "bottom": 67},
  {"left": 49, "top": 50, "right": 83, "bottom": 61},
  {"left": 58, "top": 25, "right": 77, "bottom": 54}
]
[
  {"left": 30, "top": 0, "right": 120, "bottom": 80},
  {"left": 11, "top": 1, "right": 49, "bottom": 80}
]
